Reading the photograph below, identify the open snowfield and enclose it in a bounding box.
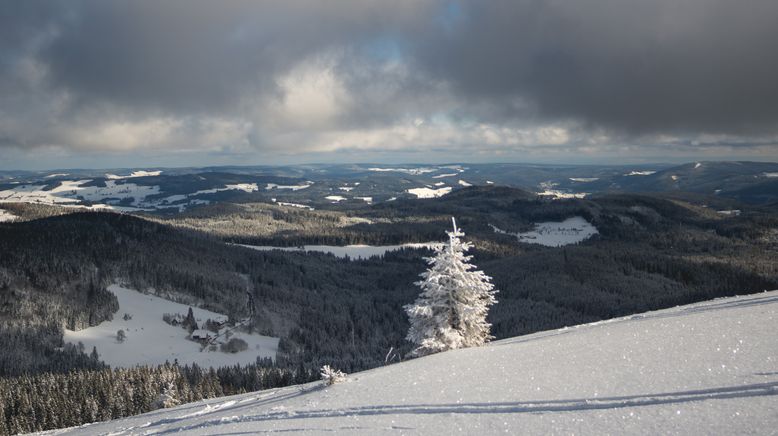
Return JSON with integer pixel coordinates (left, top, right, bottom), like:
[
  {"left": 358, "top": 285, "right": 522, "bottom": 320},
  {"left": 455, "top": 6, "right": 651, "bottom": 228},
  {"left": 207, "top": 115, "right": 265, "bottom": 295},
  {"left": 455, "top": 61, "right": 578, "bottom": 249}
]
[
  {"left": 492, "top": 216, "right": 598, "bottom": 247},
  {"left": 53, "top": 290, "right": 778, "bottom": 435},
  {"left": 406, "top": 186, "right": 452, "bottom": 198},
  {"left": 64, "top": 285, "right": 278, "bottom": 369},
  {"left": 237, "top": 242, "right": 444, "bottom": 260}
]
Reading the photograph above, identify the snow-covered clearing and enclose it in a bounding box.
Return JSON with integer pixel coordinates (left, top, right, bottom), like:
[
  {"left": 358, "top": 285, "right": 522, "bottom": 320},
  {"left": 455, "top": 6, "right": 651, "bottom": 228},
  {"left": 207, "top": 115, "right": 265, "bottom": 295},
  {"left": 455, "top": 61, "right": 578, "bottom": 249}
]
[
  {"left": 338, "top": 186, "right": 354, "bottom": 192},
  {"left": 237, "top": 243, "right": 444, "bottom": 260},
  {"left": 265, "top": 183, "right": 312, "bottom": 191},
  {"left": 406, "top": 187, "right": 452, "bottom": 198},
  {"left": 491, "top": 216, "right": 598, "bottom": 247},
  {"left": 432, "top": 173, "right": 457, "bottom": 179},
  {"left": 367, "top": 167, "right": 437, "bottom": 175},
  {"left": 457, "top": 180, "right": 472, "bottom": 187},
  {"left": 718, "top": 210, "right": 742, "bottom": 216},
  {"left": 624, "top": 170, "right": 657, "bottom": 176},
  {"left": 694, "top": 162, "right": 702, "bottom": 169},
  {"left": 44, "top": 173, "right": 70, "bottom": 178},
  {"left": 538, "top": 189, "right": 588, "bottom": 199},
  {"left": 192, "top": 183, "right": 259, "bottom": 195},
  {"left": 64, "top": 285, "right": 278, "bottom": 369},
  {"left": 763, "top": 172, "right": 778, "bottom": 178},
  {"left": 0, "top": 180, "right": 160, "bottom": 208},
  {"left": 570, "top": 177, "right": 599, "bottom": 182},
  {"left": 354, "top": 196, "right": 372, "bottom": 204},
  {"left": 105, "top": 170, "right": 162, "bottom": 179},
  {"left": 60, "top": 290, "right": 778, "bottom": 435},
  {"left": 276, "top": 201, "right": 314, "bottom": 210},
  {"left": 325, "top": 195, "right": 346, "bottom": 202},
  {"left": 0, "top": 209, "right": 17, "bottom": 222}
]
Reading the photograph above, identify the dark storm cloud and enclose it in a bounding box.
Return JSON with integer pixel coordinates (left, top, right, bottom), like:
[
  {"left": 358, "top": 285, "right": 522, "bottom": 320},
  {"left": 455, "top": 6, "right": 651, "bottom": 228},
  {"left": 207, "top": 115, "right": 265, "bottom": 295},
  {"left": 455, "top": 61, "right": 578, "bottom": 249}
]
[
  {"left": 1, "top": 0, "right": 778, "bottom": 162},
  {"left": 409, "top": 0, "right": 778, "bottom": 134}
]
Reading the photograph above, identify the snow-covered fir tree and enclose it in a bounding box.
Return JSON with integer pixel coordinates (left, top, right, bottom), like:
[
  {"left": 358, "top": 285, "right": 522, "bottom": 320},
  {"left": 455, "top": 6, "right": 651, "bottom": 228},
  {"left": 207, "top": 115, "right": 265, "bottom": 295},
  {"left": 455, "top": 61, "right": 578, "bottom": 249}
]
[{"left": 404, "top": 217, "right": 498, "bottom": 357}]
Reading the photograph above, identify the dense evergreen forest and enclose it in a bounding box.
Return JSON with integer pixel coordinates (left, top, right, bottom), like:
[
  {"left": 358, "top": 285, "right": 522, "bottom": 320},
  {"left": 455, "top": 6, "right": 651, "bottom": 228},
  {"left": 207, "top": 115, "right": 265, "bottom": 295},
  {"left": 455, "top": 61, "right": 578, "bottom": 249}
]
[{"left": 1, "top": 187, "right": 778, "bottom": 434}]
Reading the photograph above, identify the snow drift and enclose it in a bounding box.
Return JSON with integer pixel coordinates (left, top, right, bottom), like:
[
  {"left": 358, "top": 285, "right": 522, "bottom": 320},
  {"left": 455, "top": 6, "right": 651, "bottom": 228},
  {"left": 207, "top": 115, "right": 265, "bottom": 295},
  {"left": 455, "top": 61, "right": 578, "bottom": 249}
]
[{"left": 54, "top": 291, "right": 778, "bottom": 435}]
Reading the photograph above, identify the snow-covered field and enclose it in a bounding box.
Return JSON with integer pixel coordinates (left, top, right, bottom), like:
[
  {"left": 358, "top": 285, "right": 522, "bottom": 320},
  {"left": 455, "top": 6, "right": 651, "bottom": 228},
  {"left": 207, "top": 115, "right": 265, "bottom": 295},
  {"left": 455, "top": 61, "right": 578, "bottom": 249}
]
[
  {"left": 0, "top": 209, "right": 17, "bottom": 222},
  {"left": 491, "top": 216, "right": 598, "bottom": 247},
  {"left": 237, "top": 243, "right": 444, "bottom": 260},
  {"left": 624, "top": 170, "right": 657, "bottom": 176},
  {"left": 56, "top": 290, "right": 778, "bottom": 435},
  {"left": 406, "top": 186, "right": 452, "bottom": 198},
  {"left": 64, "top": 285, "right": 278, "bottom": 369}
]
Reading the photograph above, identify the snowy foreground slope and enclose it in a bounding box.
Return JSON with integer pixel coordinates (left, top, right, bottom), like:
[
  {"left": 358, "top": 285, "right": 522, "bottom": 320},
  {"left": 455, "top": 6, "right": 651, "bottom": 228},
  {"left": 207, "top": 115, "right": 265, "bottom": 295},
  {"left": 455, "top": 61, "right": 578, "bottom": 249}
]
[{"left": 50, "top": 291, "right": 778, "bottom": 435}]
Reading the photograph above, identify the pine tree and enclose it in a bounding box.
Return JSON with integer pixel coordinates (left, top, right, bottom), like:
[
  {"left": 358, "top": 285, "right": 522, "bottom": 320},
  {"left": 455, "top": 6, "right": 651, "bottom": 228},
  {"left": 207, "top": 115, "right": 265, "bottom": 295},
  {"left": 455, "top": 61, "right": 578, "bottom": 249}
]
[{"left": 404, "top": 217, "right": 498, "bottom": 357}]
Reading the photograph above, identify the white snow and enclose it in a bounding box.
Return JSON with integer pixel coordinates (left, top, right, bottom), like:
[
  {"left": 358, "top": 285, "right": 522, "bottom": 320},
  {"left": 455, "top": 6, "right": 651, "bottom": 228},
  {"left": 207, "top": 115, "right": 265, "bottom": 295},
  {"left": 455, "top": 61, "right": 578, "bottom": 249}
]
[
  {"left": 624, "top": 170, "right": 657, "bottom": 176},
  {"left": 44, "top": 173, "right": 70, "bottom": 178},
  {"left": 537, "top": 190, "right": 588, "bottom": 199},
  {"left": 325, "top": 195, "right": 346, "bottom": 202},
  {"left": 237, "top": 242, "right": 444, "bottom": 260},
  {"left": 62, "top": 290, "right": 778, "bottom": 435},
  {"left": 338, "top": 186, "right": 354, "bottom": 192},
  {"left": 486, "top": 180, "right": 494, "bottom": 184},
  {"left": 265, "top": 183, "right": 312, "bottom": 191},
  {"left": 763, "top": 172, "right": 778, "bottom": 178},
  {"left": 105, "top": 170, "right": 163, "bottom": 179},
  {"left": 694, "top": 162, "right": 702, "bottom": 169},
  {"left": 276, "top": 201, "right": 314, "bottom": 210},
  {"left": 433, "top": 182, "right": 446, "bottom": 186},
  {"left": 407, "top": 187, "right": 452, "bottom": 198},
  {"left": 457, "top": 180, "right": 473, "bottom": 187},
  {"left": 192, "top": 183, "right": 259, "bottom": 195},
  {"left": 368, "top": 167, "right": 437, "bottom": 175},
  {"left": 717, "top": 210, "right": 741, "bottom": 216},
  {"left": 0, "top": 209, "right": 17, "bottom": 222},
  {"left": 569, "top": 177, "right": 599, "bottom": 182},
  {"left": 432, "top": 173, "right": 458, "bottom": 179},
  {"left": 491, "top": 216, "right": 598, "bottom": 247},
  {"left": 671, "top": 175, "right": 679, "bottom": 181},
  {"left": 354, "top": 196, "right": 372, "bottom": 204},
  {"left": 0, "top": 180, "right": 160, "bottom": 208},
  {"left": 64, "top": 285, "right": 278, "bottom": 369}
]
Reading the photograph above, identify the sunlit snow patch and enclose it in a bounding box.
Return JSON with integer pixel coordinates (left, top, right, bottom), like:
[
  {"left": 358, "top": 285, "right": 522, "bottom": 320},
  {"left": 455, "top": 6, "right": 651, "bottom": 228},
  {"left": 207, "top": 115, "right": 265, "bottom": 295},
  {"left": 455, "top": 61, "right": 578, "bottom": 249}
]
[
  {"left": 407, "top": 187, "right": 452, "bottom": 198},
  {"left": 105, "top": 170, "right": 163, "bottom": 179},
  {"left": 458, "top": 180, "right": 473, "bottom": 187},
  {"left": 570, "top": 177, "right": 599, "bottom": 182},
  {"left": 538, "top": 190, "right": 588, "bottom": 199},
  {"left": 491, "top": 216, "right": 598, "bottom": 247},
  {"left": 265, "top": 183, "right": 312, "bottom": 191},
  {"left": 64, "top": 285, "right": 278, "bottom": 368},
  {"left": 624, "top": 170, "right": 656, "bottom": 176},
  {"left": 325, "top": 195, "right": 346, "bottom": 202},
  {"left": 0, "top": 209, "right": 17, "bottom": 222}
]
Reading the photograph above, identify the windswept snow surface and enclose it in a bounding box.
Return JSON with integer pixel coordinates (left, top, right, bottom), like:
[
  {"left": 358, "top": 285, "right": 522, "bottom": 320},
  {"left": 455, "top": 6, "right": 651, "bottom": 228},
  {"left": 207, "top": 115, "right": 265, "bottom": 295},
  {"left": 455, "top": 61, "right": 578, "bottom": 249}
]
[
  {"left": 492, "top": 216, "right": 598, "bottom": 247},
  {"left": 59, "top": 291, "right": 778, "bottom": 435},
  {"left": 237, "top": 243, "right": 444, "bottom": 260},
  {"left": 63, "top": 285, "right": 278, "bottom": 369}
]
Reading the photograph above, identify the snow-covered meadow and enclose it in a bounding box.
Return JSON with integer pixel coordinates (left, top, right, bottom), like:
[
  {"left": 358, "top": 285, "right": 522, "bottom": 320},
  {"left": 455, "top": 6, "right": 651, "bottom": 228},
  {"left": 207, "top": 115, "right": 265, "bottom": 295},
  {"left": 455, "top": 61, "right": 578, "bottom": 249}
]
[
  {"left": 58, "top": 290, "right": 778, "bottom": 435},
  {"left": 64, "top": 285, "right": 278, "bottom": 369},
  {"left": 491, "top": 216, "right": 598, "bottom": 247}
]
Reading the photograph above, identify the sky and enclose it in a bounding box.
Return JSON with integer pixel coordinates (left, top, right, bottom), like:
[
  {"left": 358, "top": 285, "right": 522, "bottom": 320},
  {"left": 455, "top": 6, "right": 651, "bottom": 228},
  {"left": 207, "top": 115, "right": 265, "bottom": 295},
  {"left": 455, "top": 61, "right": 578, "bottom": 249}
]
[{"left": 2, "top": 0, "right": 778, "bottom": 170}]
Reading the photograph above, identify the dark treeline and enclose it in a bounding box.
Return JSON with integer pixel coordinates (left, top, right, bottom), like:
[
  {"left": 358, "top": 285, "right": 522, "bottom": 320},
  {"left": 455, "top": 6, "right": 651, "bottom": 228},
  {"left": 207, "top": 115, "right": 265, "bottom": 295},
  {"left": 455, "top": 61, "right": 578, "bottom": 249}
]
[{"left": 0, "top": 361, "right": 316, "bottom": 435}]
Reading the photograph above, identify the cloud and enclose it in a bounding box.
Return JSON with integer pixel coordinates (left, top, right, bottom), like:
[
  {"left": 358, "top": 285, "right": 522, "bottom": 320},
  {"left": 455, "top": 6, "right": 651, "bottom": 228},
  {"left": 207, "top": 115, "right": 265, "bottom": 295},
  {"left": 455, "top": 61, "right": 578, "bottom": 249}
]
[{"left": 1, "top": 0, "right": 778, "bottom": 168}]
